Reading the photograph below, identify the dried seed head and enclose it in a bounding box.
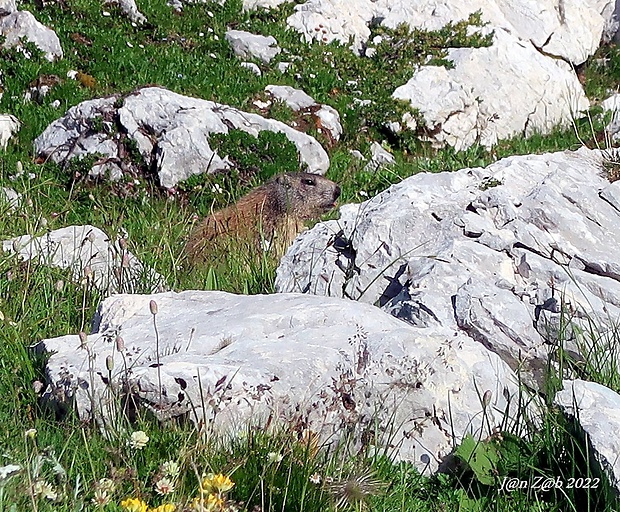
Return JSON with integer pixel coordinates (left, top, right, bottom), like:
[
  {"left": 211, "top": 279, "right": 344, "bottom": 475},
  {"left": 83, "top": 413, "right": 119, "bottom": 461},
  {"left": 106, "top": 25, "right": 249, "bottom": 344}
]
[
  {"left": 106, "top": 355, "right": 114, "bottom": 372},
  {"left": 115, "top": 335, "right": 125, "bottom": 352},
  {"left": 482, "top": 390, "right": 492, "bottom": 408},
  {"left": 149, "top": 300, "right": 158, "bottom": 315},
  {"left": 327, "top": 470, "right": 386, "bottom": 510}
]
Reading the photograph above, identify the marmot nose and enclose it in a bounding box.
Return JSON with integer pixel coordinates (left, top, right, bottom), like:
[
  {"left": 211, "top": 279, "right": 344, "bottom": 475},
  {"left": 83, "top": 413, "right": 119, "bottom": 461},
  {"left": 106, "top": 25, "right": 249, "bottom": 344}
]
[{"left": 333, "top": 185, "right": 341, "bottom": 200}]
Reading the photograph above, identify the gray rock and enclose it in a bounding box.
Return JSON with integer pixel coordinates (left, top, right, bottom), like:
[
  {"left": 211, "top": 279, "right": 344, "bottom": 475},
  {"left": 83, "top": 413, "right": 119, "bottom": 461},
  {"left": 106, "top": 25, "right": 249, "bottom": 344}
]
[
  {"left": 2, "top": 225, "right": 167, "bottom": 294},
  {"left": 265, "top": 85, "right": 343, "bottom": 141},
  {"left": 0, "top": 0, "right": 16, "bottom": 16},
  {"left": 392, "top": 30, "right": 588, "bottom": 151},
  {"left": 363, "top": 141, "right": 395, "bottom": 172},
  {"left": 285, "top": 0, "right": 592, "bottom": 151},
  {"left": 0, "top": 114, "right": 20, "bottom": 150},
  {"left": 107, "top": 0, "right": 147, "bottom": 24},
  {"left": 276, "top": 148, "right": 620, "bottom": 384},
  {"left": 0, "top": 10, "right": 63, "bottom": 61},
  {"left": 240, "top": 62, "right": 261, "bottom": 76},
  {"left": 0, "top": 187, "right": 20, "bottom": 212},
  {"left": 40, "top": 290, "right": 522, "bottom": 473},
  {"left": 225, "top": 30, "right": 281, "bottom": 63},
  {"left": 555, "top": 380, "right": 620, "bottom": 491},
  {"left": 34, "top": 87, "right": 330, "bottom": 189},
  {"left": 265, "top": 85, "right": 316, "bottom": 110},
  {"left": 602, "top": 93, "right": 620, "bottom": 141}
]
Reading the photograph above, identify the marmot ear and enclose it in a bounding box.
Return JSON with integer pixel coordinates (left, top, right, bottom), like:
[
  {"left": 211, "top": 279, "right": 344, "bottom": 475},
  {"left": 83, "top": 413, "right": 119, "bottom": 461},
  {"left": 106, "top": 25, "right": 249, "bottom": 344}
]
[{"left": 275, "top": 174, "right": 292, "bottom": 188}]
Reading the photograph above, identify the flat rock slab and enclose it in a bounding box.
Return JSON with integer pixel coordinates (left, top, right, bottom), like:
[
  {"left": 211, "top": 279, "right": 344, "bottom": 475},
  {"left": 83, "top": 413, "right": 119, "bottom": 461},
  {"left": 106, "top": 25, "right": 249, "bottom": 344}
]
[
  {"left": 276, "top": 148, "right": 620, "bottom": 385},
  {"left": 555, "top": 380, "right": 620, "bottom": 491},
  {"left": 40, "top": 290, "right": 521, "bottom": 473},
  {"left": 34, "top": 87, "right": 330, "bottom": 189},
  {"left": 2, "top": 225, "right": 167, "bottom": 294}
]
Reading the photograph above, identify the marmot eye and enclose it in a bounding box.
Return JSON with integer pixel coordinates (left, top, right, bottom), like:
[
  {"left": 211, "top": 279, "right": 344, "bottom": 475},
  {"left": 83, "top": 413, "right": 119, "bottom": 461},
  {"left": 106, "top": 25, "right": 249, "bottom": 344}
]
[{"left": 302, "top": 178, "right": 316, "bottom": 186}]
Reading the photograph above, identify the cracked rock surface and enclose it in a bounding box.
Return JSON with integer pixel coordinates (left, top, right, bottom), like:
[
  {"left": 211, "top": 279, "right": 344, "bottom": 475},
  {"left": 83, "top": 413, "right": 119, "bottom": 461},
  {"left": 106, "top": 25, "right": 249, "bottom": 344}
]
[
  {"left": 33, "top": 87, "right": 330, "bottom": 189},
  {"left": 276, "top": 148, "right": 620, "bottom": 385},
  {"left": 284, "top": 0, "right": 596, "bottom": 151},
  {"left": 39, "top": 290, "right": 521, "bottom": 472}
]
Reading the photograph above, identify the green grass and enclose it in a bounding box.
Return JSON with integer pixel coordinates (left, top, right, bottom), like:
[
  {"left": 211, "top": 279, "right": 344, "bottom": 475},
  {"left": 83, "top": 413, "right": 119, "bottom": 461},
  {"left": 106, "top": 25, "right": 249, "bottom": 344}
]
[{"left": 1, "top": 0, "right": 620, "bottom": 509}]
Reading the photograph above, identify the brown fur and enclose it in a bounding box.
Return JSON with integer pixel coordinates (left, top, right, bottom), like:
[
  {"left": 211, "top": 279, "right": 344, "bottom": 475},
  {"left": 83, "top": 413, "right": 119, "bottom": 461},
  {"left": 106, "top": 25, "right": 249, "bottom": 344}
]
[{"left": 185, "top": 172, "right": 341, "bottom": 262}]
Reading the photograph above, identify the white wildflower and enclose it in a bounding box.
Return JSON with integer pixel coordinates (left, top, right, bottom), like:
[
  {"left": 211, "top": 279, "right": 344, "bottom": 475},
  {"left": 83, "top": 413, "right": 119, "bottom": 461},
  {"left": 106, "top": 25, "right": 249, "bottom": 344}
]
[{"left": 129, "top": 430, "right": 149, "bottom": 449}]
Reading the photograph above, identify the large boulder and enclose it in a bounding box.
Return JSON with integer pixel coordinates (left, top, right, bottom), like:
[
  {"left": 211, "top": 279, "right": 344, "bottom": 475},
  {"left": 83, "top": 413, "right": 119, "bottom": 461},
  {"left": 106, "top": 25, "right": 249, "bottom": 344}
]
[
  {"left": 34, "top": 87, "right": 330, "bottom": 189},
  {"left": 392, "top": 29, "right": 588, "bottom": 150},
  {"left": 276, "top": 148, "right": 620, "bottom": 384},
  {"left": 40, "top": 290, "right": 521, "bottom": 473}
]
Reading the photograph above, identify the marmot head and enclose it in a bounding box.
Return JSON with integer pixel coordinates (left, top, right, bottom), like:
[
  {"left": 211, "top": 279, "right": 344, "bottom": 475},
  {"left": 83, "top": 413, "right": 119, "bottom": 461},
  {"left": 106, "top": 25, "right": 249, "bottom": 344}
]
[{"left": 273, "top": 172, "right": 341, "bottom": 219}]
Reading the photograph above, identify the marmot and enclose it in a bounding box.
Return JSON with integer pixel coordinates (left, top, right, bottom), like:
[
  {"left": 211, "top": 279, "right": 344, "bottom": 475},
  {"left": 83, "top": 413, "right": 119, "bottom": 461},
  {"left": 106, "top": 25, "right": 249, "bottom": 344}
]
[{"left": 185, "top": 172, "right": 341, "bottom": 261}]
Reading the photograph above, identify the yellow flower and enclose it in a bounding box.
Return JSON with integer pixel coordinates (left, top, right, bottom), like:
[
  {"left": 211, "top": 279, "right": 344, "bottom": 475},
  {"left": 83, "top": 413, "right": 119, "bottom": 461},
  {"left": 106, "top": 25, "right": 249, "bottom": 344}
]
[
  {"left": 121, "top": 497, "right": 149, "bottom": 512},
  {"left": 200, "top": 473, "right": 234, "bottom": 495},
  {"left": 150, "top": 505, "right": 176, "bottom": 512},
  {"left": 190, "top": 494, "right": 223, "bottom": 512}
]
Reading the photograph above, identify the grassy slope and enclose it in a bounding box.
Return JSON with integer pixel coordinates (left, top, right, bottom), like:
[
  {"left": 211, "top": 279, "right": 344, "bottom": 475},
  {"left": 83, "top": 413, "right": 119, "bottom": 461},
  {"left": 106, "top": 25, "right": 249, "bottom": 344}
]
[{"left": 0, "top": 0, "right": 619, "bottom": 510}]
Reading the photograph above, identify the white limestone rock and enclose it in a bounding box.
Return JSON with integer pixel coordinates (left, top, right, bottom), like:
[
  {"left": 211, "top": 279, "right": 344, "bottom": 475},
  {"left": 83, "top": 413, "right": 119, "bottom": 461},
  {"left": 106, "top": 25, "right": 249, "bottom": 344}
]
[
  {"left": 107, "top": 0, "right": 147, "bottom": 25},
  {"left": 34, "top": 87, "right": 330, "bottom": 189},
  {"left": 266, "top": 85, "right": 316, "bottom": 110},
  {"left": 225, "top": 30, "right": 281, "bottom": 63},
  {"left": 602, "top": 93, "right": 620, "bottom": 142},
  {"left": 287, "top": 0, "right": 610, "bottom": 66},
  {"left": 240, "top": 62, "right": 261, "bottom": 76},
  {"left": 0, "top": 187, "right": 21, "bottom": 212},
  {"left": 0, "top": 0, "right": 17, "bottom": 16},
  {"left": 393, "top": 30, "right": 588, "bottom": 151},
  {"left": 276, "top": 148, "right": 620, "bottom": 384},
  {"left": 2, "top": 225, "right": 167, "bottom": 294},
  {"left": 287, "top": 0, "right": 377, "bottom": 53},
  {"left": 555, "top": 380, "right": 620, "bottom": 492},
  {"left": 0, "top": 114, "right": 20, "bottom": 150},
  {"left": 0, "top": 10, "right": 63, "bottom": 61},
  {"left": 265, "top": 85, "right": 343, "bottom": 141},
  {"left": 39, "top": 290, "right": 522, "bottom": 473},
  {"left": 363, "top": 141, "right": 395, "bottom": 172}
]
